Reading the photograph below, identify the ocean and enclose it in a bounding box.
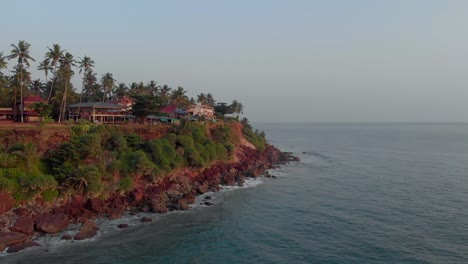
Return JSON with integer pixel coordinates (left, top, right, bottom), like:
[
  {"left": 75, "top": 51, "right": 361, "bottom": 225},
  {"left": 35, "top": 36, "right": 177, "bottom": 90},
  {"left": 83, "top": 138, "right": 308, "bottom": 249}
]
[{"left": 4, "top": 123, "right": 468, "bottom": 263}]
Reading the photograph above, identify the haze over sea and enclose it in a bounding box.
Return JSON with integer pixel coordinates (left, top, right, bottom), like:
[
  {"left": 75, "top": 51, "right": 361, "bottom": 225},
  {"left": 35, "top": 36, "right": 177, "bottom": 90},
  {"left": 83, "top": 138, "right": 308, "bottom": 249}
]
[{"left": 4, "top": 123, "right": 468, "bottom": 264}]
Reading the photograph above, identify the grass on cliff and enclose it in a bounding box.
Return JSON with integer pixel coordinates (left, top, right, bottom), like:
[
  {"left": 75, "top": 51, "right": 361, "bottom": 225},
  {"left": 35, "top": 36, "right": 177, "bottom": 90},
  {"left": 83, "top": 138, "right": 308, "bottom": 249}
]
[
  {"left": 0, "top": 121, "right": 237, "bottom": 202},
  {"left": 0, "top": 120, "right": 263, "bottom": 203}
]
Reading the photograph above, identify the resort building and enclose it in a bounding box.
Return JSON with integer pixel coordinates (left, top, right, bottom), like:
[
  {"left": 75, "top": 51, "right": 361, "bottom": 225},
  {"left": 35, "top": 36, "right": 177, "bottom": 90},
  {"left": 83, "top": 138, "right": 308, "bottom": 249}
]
[
  {"left": 186, "top": 103, "right": 215, "bottom": 119},
  {"left": 67, "top": 102, "right": 130, "bottom": 123},
  {"left": 160, "top": 105, "right": 187, "bottom": 119}
]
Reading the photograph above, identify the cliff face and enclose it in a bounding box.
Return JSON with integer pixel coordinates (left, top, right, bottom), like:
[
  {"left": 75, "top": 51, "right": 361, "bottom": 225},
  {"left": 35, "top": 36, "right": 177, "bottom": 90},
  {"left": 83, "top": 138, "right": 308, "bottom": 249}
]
[{"left": 0, "top": 122, "right": 298, "bottom": 253}]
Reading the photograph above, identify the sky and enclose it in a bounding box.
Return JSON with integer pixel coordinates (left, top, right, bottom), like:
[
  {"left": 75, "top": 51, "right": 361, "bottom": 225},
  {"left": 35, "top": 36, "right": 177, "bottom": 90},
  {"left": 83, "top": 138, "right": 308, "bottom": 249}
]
[{"left": 1, "top": 0, "right": 468, "bottom": 123}]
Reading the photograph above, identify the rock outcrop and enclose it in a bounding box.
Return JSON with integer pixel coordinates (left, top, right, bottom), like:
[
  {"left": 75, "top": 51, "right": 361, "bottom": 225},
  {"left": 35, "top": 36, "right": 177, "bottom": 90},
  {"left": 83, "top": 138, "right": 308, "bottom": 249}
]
[
  {"left": 74, "top": 220, "right": 98, "bottom": 240},
  {"left": 0, "top": 232, "right": 28, "bottom": 252},
  {"left": 34, "top": 213, "right": 69, "bottom": 234}
]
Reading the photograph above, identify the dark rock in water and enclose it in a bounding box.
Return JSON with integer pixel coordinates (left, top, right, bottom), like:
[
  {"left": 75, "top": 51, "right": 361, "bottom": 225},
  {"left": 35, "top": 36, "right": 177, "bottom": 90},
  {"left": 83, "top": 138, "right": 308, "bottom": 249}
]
[
  {"left": 12, "top": 217, "right": 34, "bottom": 235},
  {"left": 129, "top": 211, "right": 137, "bottom": 216},
  {"left": 35, "top": 213, "right": 69, "bottom": 234},
  {"left": 61, "top": 234, "right": 72, "bottom": 240},
  {"left": 140, "top": 217, "right": 152, "bottom": 223},
  {"left": 0, "top": 191, "right": 15, "bottom": 215},
  {"left": 0, "top": 232, "right": 28, "bottom": 251},
  {"left": 204, "top": 202, "right": 215, "bottom": 206},
  {"left": 117, "top": 224, "right": 129, "bottom": 229},
  {"left": 204, "top": 196, "right": 212, "bottom": 200},
  {"left": 7, "top": 240, "right": 40, "bottom": 253},
  {"left": 74, "top": 220, "right": 98, "bottom": 240},
  {"left": 271, "top": 175, "right": 278, "bottom": 178}
]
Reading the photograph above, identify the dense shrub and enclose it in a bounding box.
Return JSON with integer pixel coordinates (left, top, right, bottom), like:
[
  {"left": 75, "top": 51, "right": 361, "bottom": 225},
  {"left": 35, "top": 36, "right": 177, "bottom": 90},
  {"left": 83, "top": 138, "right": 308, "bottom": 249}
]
[{"left": 119, "top": 176, "right": 133, "bottom": 192}]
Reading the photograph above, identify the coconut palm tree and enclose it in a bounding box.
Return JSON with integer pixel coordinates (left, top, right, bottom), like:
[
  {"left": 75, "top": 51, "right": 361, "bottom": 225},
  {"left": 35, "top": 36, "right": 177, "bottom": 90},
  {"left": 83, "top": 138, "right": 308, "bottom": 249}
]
[
  {"left": 101, "top": 73, "right": 115, "bottom": 101},
  {"left": 45, "top": 44, "right": 64, "bottom": 103},
  {"left": 146, "top": 80, "right": 160, "bottom": 96},
  {"left": 30, "top": 79, "right": 44, "bottom": 94},
  {"left": 37, "top": 58, "right": 51, "bottom": 83},
  {"left": 206, "top": 93, "right": 215, "bottom": 106},
  {"left": 230, "top": 100, "right": 244, "bottom": 117},
  {"left": 159, "top": 85, "right": 172, "bottom": 101},
  {"left": 0, "top": 52, "right": 7, "bottom": 73},
  {"left": 170, "top": 86, "right": 189, "bottom": 108},
  {"left": 77, "top": 56, "right": 95, "bottom": 118},
  {"left": 113, "top": 82, "right": 128, "bottom": 98},
  {"left": 197, "top": 93, "right": 207, "bottom": 104},
  {"left": 8, "top": 41, "right": 35, "bottom": 123},
  {"left": 57, "top": 52, "right": 75, "bottom": 122}
]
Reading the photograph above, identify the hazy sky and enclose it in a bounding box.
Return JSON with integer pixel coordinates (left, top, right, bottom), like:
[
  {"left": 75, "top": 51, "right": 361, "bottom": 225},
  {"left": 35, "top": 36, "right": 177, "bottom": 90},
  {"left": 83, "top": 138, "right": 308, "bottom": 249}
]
[{"left": 1, "top": 0, "right": 468, "bottom": 122}]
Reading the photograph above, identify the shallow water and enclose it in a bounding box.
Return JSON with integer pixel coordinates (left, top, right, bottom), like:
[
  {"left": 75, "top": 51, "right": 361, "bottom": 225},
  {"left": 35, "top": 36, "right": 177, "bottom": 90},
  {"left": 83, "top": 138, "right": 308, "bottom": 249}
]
[{"left": 4, "top": 123, "right": 468, "bottom": 263}]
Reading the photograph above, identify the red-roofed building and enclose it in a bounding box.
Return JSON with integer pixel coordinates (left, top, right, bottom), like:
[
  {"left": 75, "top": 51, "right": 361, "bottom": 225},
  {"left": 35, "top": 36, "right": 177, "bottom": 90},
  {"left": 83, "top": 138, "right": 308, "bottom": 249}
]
[
  {"left": 17, "top": 94, "right": 47, "bottom": 122},
  {"left": 109, "top": 96, "right": 134, "bottom": 112},
  {"left": 160, "top": 105, "right": 187, "bottom": 118}
]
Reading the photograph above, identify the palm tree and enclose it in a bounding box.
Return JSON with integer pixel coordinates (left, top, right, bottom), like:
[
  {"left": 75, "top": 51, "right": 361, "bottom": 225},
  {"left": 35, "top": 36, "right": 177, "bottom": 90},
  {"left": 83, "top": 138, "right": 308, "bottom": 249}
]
[
  {"left": 206, "top": 93, "right": 215, "bottom": 106},
  {"left": 101, "top": 73, "right": 115, "bottom": 101},
  {"left": 113, "top": 82, "right": 128, "bottom": 98},
  {"left": 159, "top": 85, "right": 172, "bottom": 101},
  {"left": 197, "top": 93, "right": 207, "bottom": 104},
  {"left": 45, "top": 44, "right": 64, "bottom": 103},
  {"left": 57, "top": 52, "right": 75, "bottom": 122},
  {"left": 0, "top": 53, "right": 7, "bottom": 73},
  {"left": 77, "top": 56, "right": 95, "bottom": 118},
  {"left": 146, "top": 80, "right": 160, "bottom": 96},
  {"left": 37, "top": 58, "right": 51, "bottom": 83},
  {"left": 30, "top": 79, "right": 43, "bottom": 94},
  {"left": 8, "top": 41, "right": 35, "bottom": 123},
  {"left": 230, "top": 100, "right": 244, "bottom": 117},
  {"left": 170, "top": 86, "right": 189, "bottom": 108}
]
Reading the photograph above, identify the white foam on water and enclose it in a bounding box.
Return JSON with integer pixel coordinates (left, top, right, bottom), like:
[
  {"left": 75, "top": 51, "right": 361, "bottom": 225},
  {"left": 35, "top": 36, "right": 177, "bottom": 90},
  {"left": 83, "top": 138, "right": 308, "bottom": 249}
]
[{"left": 0, "top": 175, "right": 275, "bottom": 257}]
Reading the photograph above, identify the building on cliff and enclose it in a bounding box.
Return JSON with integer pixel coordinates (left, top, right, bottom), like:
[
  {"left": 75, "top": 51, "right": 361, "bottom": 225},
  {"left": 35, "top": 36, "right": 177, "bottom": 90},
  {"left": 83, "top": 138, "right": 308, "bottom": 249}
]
[
  {"left": 186, "top": 103, "right": 215, "bottom": 120},
  {"left": 67, "top": 102, "right": 130, "bottom": 123}
]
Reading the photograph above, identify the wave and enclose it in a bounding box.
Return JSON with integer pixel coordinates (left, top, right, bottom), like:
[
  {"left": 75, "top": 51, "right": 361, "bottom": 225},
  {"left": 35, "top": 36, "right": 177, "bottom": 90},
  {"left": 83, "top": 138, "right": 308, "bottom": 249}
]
[{"left": 1, "top": 177, "right": 269, "bottom": 258}]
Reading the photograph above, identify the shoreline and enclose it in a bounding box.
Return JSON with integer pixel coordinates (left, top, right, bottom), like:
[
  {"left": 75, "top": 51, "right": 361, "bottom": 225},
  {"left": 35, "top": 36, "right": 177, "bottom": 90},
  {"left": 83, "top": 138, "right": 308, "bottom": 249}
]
[{"left": 0, "top": 143, "right": 299, "bottom": 254}]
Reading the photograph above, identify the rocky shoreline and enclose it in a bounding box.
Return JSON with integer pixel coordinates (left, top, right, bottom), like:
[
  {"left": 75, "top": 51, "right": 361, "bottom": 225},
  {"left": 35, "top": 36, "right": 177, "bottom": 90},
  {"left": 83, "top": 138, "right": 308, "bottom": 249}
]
[{"left": 0, "top": 144, "right": 299, "bottom": 254}]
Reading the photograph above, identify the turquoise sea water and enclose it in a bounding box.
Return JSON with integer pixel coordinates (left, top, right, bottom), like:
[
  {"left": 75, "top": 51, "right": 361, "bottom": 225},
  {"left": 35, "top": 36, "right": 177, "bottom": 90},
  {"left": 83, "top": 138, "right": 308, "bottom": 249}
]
[{"left": 4, "top": 123, "right": 468, "bottom": 263}]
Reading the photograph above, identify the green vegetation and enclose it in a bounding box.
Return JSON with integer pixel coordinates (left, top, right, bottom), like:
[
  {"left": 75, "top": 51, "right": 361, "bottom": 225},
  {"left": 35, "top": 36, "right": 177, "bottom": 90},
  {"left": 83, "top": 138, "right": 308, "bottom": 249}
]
[
  {"left": 0, "top": 122, "right": 239, "bottom": 203},
  {"left": 241, "top": 118, "right": 266, "bottom": 151}
]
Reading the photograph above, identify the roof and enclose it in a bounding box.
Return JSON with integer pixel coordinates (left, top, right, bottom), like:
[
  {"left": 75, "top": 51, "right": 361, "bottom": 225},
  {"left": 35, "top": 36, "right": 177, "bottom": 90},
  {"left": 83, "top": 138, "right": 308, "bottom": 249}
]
[
  {"left": 23, "top": 94, "right": 46, "bottom": 103},
  {"left": 161, "top": 105, "right": 187, "bottom": 115},
  {"left": 67, "top": 102, "right": 125, "bottom": 109}
]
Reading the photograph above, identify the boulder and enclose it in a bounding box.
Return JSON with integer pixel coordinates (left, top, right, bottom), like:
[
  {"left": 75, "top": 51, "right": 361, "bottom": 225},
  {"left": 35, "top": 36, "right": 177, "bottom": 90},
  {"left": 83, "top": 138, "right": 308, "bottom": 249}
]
[
  {"left": 0, "top": 191, "right": 15, "bottom": 215},
  {"left": 74, "top": 220, "right": 98, "bottom": 240},
  {"left": 140, "top": 217, "right": 152, "bottom": 223},
  {"left": 183, "top": 194, "right": 196, "bottom": 204},
  {"left": 0, "top": 232, "right": 28, "bottom": 252},
  {"left": 11, "top": 217, "right": 34, "bottom": 235},
  {"left": 13, "top": 208, "right": 29, "bottom": 217},
  {"left": 174, "top": 199, "right": 189, "bottom": 211},
  {"left": 204, "top": 196, "right": 212, "bottom": 200},
  {"left": 61, "top": 234, "right": 72, "bottom": 240},
  {"left": 7, "top": 240, "right": 40, "bottom": 253},
  {"left": 197, "top": 184, "right": 209, "bottom": 194},
  {"left": 86, "top": 198, "right": 104, "bottom": 214},
  {"left": 108, "top": 210, "right": 122, "bottom": 220},
  {"left": 35, "top": 213, "right": 69, "bottom": 234},
  {"left": 117, "top": 224, "right": 129, "bottom": 229},
  {"left": 150, "top": 200, "right": 168, "bottom": 214},
  {"left": 204, "top": 202, "right": 215, "bottom": 206}
]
